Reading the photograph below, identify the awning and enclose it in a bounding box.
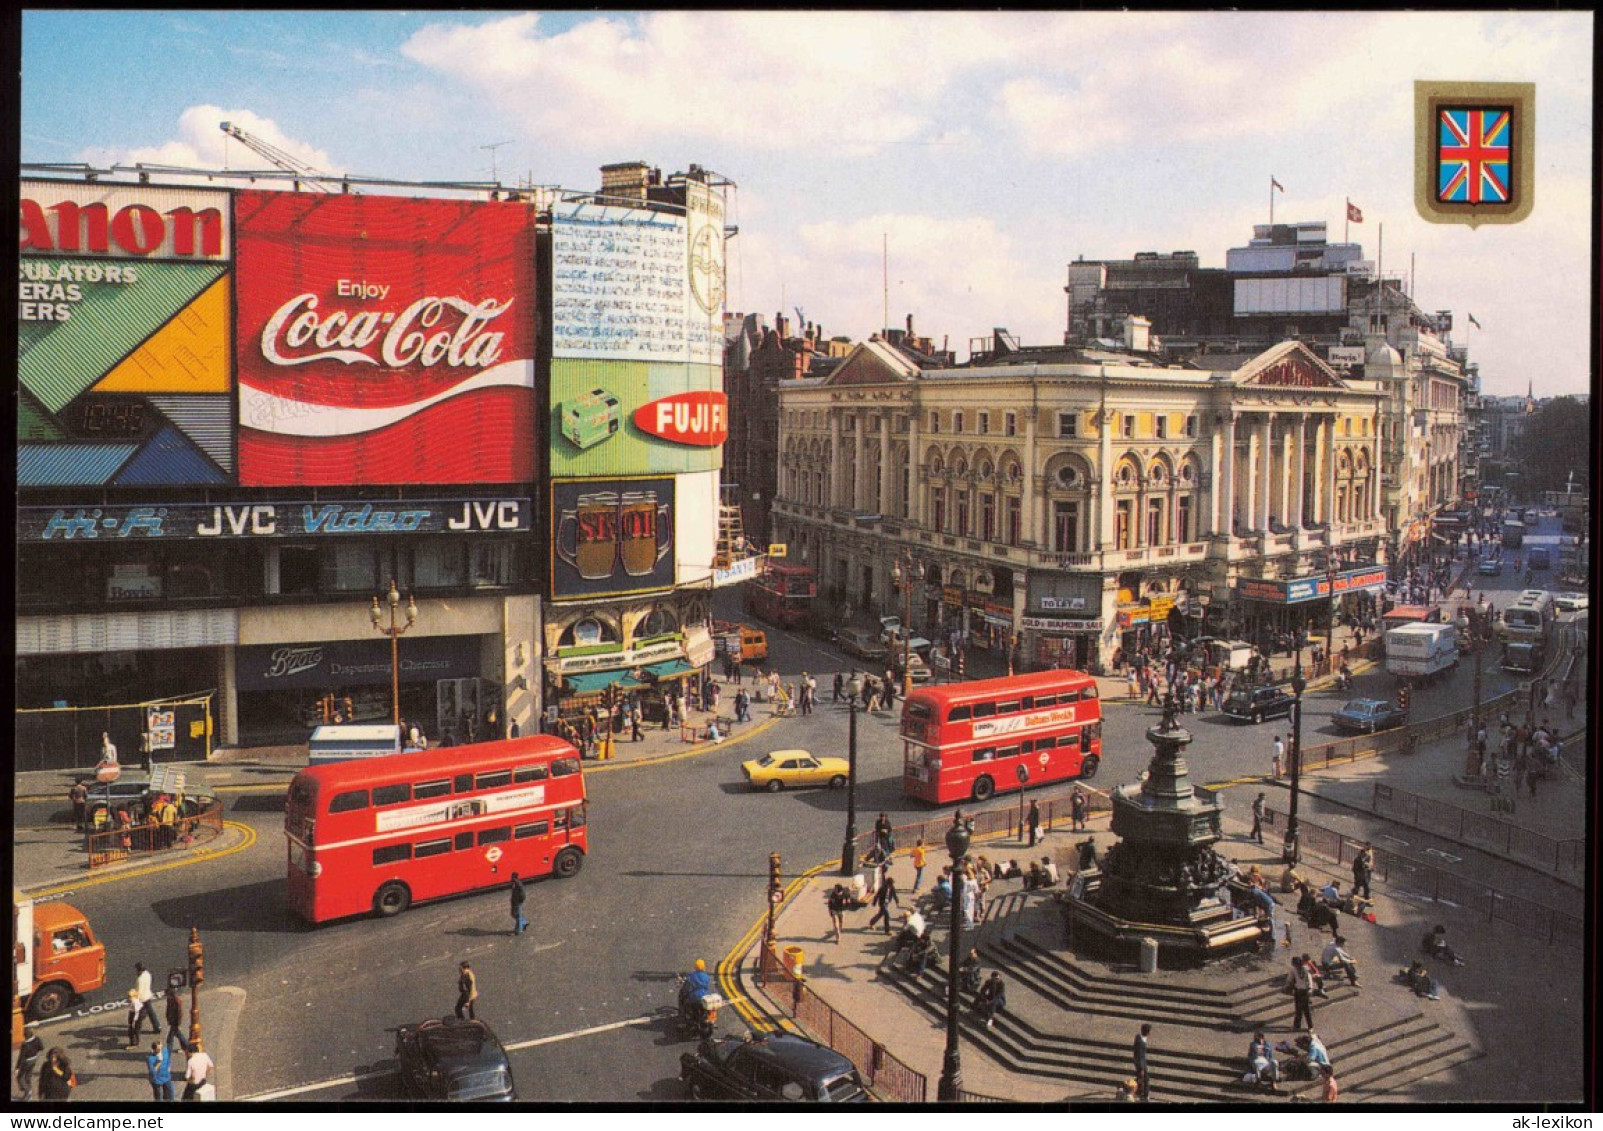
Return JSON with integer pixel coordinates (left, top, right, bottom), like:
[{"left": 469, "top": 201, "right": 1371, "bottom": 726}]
[
  {"left": 563, "top": 671, "right": 644, "bottom": 695},
  {"left": 641, "top": 660, "right": 696, "bottom": 681}
]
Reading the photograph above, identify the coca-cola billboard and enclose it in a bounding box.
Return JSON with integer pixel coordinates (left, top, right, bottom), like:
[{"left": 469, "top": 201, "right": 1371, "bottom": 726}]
[{"left": 234, "top": 191, "right": 537, "bottom": 486}]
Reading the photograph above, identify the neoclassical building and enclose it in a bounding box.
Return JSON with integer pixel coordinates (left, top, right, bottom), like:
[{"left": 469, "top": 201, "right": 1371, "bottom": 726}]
[{"left": 772, "top": 334, "right": 1388, "bottom": 672}]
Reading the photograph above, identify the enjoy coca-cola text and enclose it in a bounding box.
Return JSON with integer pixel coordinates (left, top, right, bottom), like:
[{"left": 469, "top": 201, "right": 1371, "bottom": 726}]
[{"left": 259, "top": 293, "right": 513, "bottom": 369}]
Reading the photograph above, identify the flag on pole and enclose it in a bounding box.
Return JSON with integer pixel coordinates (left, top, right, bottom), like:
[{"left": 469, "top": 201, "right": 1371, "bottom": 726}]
[
  {"left": 1468, "top": 313, "right": 1482, "bottom": 329},
  {"left": 1347, "top": 202, "right": 1364, "bottom": 222},
  {"left": 1271, "top": 177, "right": 1285, "bottom": 192}
]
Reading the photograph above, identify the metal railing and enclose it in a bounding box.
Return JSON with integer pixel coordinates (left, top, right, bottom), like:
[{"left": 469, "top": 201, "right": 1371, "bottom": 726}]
[
  {"left": 757, "top": 942, "right": 929, "bottom": 1103},
  {"left": 1371, "top": 782, "right": 1586, "bottom": 879},
  {"left": 86, "top": 797, "right": 224, "bottom": 869},
  {"left": 1263, "top": 806, "right": 1582, "bottom": 949},
  {"left": 844, "top": 784, "right": 1113, "bottom": 869}
]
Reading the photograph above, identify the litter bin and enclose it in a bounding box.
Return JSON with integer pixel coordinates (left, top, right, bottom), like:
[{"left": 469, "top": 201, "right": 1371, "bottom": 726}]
[
  {"left": 1138, "top": 936, "right": 1159, "bottom": 974},
  {"left": 783, "top": 945, "right": 806, "bottom": 978}
]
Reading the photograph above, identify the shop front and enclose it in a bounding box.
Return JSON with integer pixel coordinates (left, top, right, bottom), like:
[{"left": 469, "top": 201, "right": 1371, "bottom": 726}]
[
  {"left": 1021, "top": 615, "right": 1103, "bottom": 673},
  {"left": 1232, "top": 565, "right": 1387, "bottom": 654},
  {"left": 234, "top": 635, "right": 490, "bottom": 747}
]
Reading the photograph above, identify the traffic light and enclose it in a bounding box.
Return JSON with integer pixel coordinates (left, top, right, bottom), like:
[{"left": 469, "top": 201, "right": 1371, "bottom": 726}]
[
  {"left": 1398, "top": 686, "right": 1411, "bottom": 712},
  {"left": 768, "top": 852, "right": 782, "bottom": 887},
  {"left": 187, "top": 927, "right": 204, "bottom": 987}
]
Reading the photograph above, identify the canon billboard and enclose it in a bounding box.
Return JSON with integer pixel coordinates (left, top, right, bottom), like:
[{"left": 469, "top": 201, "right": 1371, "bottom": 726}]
[
  {"left": 234, "top": 191, "right": 537, "bottom": 486},
  {"left": 18, "top": 180, "right": 234, "bottom": 488}
]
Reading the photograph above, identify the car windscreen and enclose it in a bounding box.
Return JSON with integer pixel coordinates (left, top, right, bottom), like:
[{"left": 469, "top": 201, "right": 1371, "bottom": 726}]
[{"left": 448, "top": 1068, "right": 512, "bottom": 1100}]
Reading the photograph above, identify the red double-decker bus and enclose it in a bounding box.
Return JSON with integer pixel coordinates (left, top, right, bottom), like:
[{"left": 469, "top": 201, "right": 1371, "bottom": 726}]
[
  {"left": 744, "top": 561, "right": 817, "bottom": 628},
  {"left": 900, "top": 670, "right": 1103, "bottom": 805},
  {"left": 285, "top": 736, "right": 587, "bottom": 924}
]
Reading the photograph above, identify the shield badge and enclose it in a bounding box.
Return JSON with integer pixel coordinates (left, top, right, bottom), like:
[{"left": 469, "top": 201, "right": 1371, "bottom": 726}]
[{"left": 1415, "top": 81, "right": 1535, "bottom": 227}]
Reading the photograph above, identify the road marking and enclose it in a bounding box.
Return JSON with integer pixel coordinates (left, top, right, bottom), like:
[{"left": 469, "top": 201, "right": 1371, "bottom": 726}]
[
  {"left": 1377, "top": 834, "right": 1410, "bottom": 847},
  {"left": 585, "top": 714, "right": 781, "bottom": 774},
  {"left": 244, "top": 1013, "right": 675, "bottom": 1100},
  {"left": 1423, "top": 848, "right": 1463, "bottom": 864},
  {"left": 19, "top": 820, "right": 259, "bottom": 898}
]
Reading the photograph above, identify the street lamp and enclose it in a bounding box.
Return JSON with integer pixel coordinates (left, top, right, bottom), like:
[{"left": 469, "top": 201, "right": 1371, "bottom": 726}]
[
  {"left": 892, "top": 552, "right": 925, "bottom": 700},
  {"left": 186, "top": 927, "right": 204, "bottom": 1048},
  {"left": 838, "top": 673, "right": 864, "bottom": 876},
  {"left": 1283, "top": 649, "right": 1307, "bottom": 864},
  {"left": 937, "top": 811, "right": 974, "bottom": 1102},
  {"left": 370, "top": 579, "right": 418, "bottom": 728},
  {"left": 1457, "top": 608, "right": 1485, "bottom": 779},
  {"left": 1325, "top": 553, "right": 1340, "bottom": 670}
]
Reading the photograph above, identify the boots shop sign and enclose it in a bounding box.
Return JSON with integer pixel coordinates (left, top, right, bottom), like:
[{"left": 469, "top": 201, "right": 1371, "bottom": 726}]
[{"left": 234, "top": 191, "right": 537, "bottom": 487}]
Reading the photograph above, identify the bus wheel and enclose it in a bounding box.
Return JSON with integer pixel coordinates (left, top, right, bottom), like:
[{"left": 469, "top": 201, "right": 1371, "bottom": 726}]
[
  {"left": 373, "top": 881, "right": 411, "bottom": 918},
  {"left": 828, "top": 775, "right": 846, "bottom": 789},
  {"left": 553, "top": 847, "right": 584, "bottom": 878},
  {"left": 27, "top": 981, "right": 71, "bottom": 1020},
  {"left": 971, "top": 775, "right": 996, "bottom": 803},
  {"left": 1079, "top": 756, "right": 1100, "bottom": 781}
]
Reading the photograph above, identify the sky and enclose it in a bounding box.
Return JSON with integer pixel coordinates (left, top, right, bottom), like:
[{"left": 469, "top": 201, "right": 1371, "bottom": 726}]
[{"left": 19, "top": 10, "right": 1596, "bottom": 397}]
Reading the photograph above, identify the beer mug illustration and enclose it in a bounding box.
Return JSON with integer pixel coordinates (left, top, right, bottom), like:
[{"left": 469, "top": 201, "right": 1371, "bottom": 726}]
[
  {"left": 619, "top": 491, "right": 673, "bottom": 577},
  {"left": 556, "top": 491, "right": 620, "bottom": 580}
]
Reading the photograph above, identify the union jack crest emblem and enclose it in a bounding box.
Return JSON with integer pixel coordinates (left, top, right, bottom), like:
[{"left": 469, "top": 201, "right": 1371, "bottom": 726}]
[
  {"left": 1437, "top": 107, "right": 1512, "bottom": 204},
  {"left": 1415, "top": 81, "right": 1535, "bottom": 228}
]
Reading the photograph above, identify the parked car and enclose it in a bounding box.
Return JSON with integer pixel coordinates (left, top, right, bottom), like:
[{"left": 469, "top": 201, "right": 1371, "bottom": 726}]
[
  {"left": 893, "top": 652, "right": 934, "bottom": 684},
  {"left": 884, "top": 629, "right": 934, "bottom": 659},
  {"left": 681, "top": 1032, "right": 868, "bottom": 1102},
  {"left": 1476, "top": 557, "right": 1503, "bottom": 576},
  {"left": 1330, "top": 698, "right": 1409, "bottom": 734},
  {"left": 395, "top": 1018, "right": 516, "bottom": 1102},
  {"left": 741, "top": 750, "right": 850, "bottom": 792},
  {"left": 1553, "top": 592, "right": 1588, "bottom": 612},
  {"left": 1222, "top": 683, "right": 1296, "bottom": 724},
  {"left": 837, "top": 627, "right": 889, "bottom": 662}
]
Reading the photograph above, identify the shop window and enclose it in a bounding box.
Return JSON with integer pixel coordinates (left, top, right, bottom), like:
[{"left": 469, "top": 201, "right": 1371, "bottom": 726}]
[
  {"left": 470, "top": 541, "right": 514, "bottom": 587},
  {"left": 413, "top": 540, "right": 465, "bottom": 588},
  {"left": 277, "top": 545, "right": 320, "bottom": 596},
  {"left": 323, "top": 544, "right": 378, "bottom": 593}
]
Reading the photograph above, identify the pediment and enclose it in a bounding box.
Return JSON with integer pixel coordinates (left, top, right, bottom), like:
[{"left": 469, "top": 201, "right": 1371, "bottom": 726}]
[
  {"left": 824, "top": 340, "right": 919, "bottom": 386},
  {"left": 1235, "top": 342, "right": 1347, "bottom": 390}
]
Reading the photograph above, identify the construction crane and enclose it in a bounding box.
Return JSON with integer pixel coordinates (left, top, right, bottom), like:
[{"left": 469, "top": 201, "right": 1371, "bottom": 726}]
[{"left": 218, "top": 121, "right": 349, "bottom": 193}]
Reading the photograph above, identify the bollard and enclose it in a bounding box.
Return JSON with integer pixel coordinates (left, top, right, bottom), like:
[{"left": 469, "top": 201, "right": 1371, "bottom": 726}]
[
  {"left": 1138, "top": 937, "right": 1159, "bottom": 974},
  {"left": 783, "top": 945, "right": 806, "bottom": 979}
]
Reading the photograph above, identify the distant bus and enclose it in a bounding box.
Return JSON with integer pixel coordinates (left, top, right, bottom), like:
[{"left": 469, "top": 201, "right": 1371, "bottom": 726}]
[
  {"left": 900, "top": 670, "right": 1103, "bottom": 805},
  {"left": 285, "top": 736, "right": 587, "bottom": 923},
  {"left": 1500, "top": 590, "right": 1555, "bottom": 646},
  {"left": 1382, "top": 604, "right": 1442, "bottom": 631},
  {"left": 744, "top": 561, "right": 817, "bottom": 628},
  {"left": 1501, "top": 520, "right": 1526, "bottom": 549}
]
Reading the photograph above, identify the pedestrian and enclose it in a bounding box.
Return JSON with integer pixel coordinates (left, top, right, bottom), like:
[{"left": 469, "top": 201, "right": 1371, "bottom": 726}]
[
  {"left": 1076, "top": 836, "right": 1098, "bottom": 871},
  {"left": 1026, "top": 799, "right": 1042, "bottom": 847},
  {"left": 1289, "top": 956, "right": 1316, "bottom": 1031},
  {"left": 146, "top": 1041, "right": 174, "bottom": 1101},
  {"left": 873, "top": 811, "right": 895, "bottom": 858},
  {"left": 1351, "top": 844, "right": 1373, "bottom": 901},
  {"left": 14, "top": 1025, "right": 43, "bottom": 1101},
  {"left": 163, "top": 987, "right": 191, "bottom": 1055},
  {"left": 1132, "top": 1023, "right": 1152, "bottom": 1101},
  {"left": 509, "top": 872, "right": 527, "bottom": 936},
  {"left": 37, "top": 1050, "right": 73, "bottom": 1102},
  {"left": 910, "top": 839, "right": 927, "bottom": 891},
  {"left": 1320, "top": 935, "right": 1360, "bottom": 986},
  {"left": 130, "top": 963, "right": 160, "bottom": 1045},
  {"left": 1127, "top": 670, "right": 1139, "bottom": 700},
  {"left": 630, "top": 705, "right": 643, "bottom": 742},
  {"left": 833, "top": 672, "right": 844, "bottom": 703},
  {"left": 68, "top": 780, "right": 88, "bottom": 831},
  {"left": 455, "top": 961, "right": 478, "bottom": 1020},
  {"left": 867, "top": 874, "right": 901, "bottom": 934},
  {"left": 1271, "top": 735, "right": 1285, "bottom": 779},
  {"left": 1070, "top": 788, "right": 1088, "bottom": 832},
  {"left": 826, "top": 883, "right": 849, "bottom": 942},
  {"left": 1320, "top": 1064, "right": 1340, "bottom": 1103},
  {"left": 1250, "top": 792, "right": 1266, "bottom": 845},
  {"left": 977, "top": 971, "right": 1007, "bottom": 1028},
  {"left": 181, "top": 1039, "right": 215, "bottom": 1101}
]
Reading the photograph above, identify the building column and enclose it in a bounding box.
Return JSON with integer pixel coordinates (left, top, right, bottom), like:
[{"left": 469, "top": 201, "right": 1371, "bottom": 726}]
[
  {"left": 1022, "top": 409, "right": 1039, "bottom": 543},
  {"left": 1222, "top": 413, "right": 1238, "bottom": 536},
  {"left": 1324, "top": 420, "right": 1339, "bottom": 529},
  {"left": 1278, "top": 419, "right": 1293, "bottom": 529},
  {"left": 1258, "top": 414, "right": 1274, "bottom": 532},
  {"left": 828, "top": 413, "right": 843, "bottom": 509},
  {"left": 1098, "top": 408, "right": 1115, "bottom": 548},
  {"left": 1312, "top": 418, "right": 1327, "bottom": 523},
  {"left": 1294, "top": 416, "right": 1308, "bottom": 528},
  {"left": 1209, "top": 426, "right": 1223, "bottom": 536},
  {"left": 906, "top": 412, "right": 921, "bottom": 522},
  {"left": 852, "top": 416, "right": 866, "bottom": 511},
  {"left": 879, "top": 413, "right": 894, "bottom": 516}
]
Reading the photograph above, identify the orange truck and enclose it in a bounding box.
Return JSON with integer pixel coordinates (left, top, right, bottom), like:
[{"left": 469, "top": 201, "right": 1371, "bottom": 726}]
[{"left": 13, "top": 890, "right": 106, "bottom": 1025}]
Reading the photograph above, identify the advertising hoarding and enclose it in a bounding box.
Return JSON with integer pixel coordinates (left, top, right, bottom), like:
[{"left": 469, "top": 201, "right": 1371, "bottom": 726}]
[
  {"left": 18, "top": 180, "right": 234, "bottom": 487},
  {"left": 234, "top": 191, "right": 536, "bottom": 486},
  {"left": 549, "top": 477, "right": 677, "bottom": 600},
  {"left": 19, "top": 497, "right": 529, "bottom": 542},
  {"left": 549, "top": 199, "right": 725, "bottom": 478}
]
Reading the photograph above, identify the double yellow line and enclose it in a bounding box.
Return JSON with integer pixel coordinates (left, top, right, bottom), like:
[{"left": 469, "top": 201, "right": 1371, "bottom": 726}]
[{"left": 22, "top": 821, "right": 259, "bottom": 899}]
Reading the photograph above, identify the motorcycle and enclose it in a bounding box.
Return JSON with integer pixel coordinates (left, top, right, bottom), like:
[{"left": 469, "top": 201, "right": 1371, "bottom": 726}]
[
  {"left": 1334, "top": 669, "right": 1353, "bottom": 693},
  {"left": 675, "top": 976, "right": 723, "bottom": 1042}
]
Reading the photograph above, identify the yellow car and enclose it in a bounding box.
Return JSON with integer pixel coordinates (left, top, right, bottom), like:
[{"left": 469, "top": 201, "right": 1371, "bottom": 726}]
[{"left": 741, "top": 750, "right": 850, "bottom": 792}]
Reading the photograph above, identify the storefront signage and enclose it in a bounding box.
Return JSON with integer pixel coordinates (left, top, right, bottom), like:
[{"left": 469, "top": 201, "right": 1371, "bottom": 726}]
[
  {"left": 19, "top": 498, "right": 528, "bottom": 541},
  {"left": 551, "top": 638, "right": 685, "bottom": 675},
  {"left": 550, "top": 477, "right": 676, "bottom": 600},
  {"left": 634, "top": 391, "right": 728, "bottom": 446},
  {"left": 1149, "top": 596, "right": 1176, "bottom": 619},
  {"left": 713, "top": 555, "right": 761, "bottom": 588},
  {"left": 235, "top": 191, "right": 536, "bottom": 486},
  {"left": 1240, "top": 566, "right": 1387, "bottom": 605},
  {"left": 1021, "top": 616, "right": 1101, "bottom": 632},
  {"left": 1115, "top": 603, "right": 1151, "bottom": 627},
  {"left": 236, "top": 635, "right": 482, "bottom": 693},
  {"left": 20, "top": 183, "right": 231, "bottom": 261},
  {"left": 1234, "top": 577, "right": 1288, "bottom": 603},
  {"left": 1038, "top": 596, "right": 1088, "bottom": 612},
  {"left": 941, "top": 586, "right": 964, "bottom": 606}
]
